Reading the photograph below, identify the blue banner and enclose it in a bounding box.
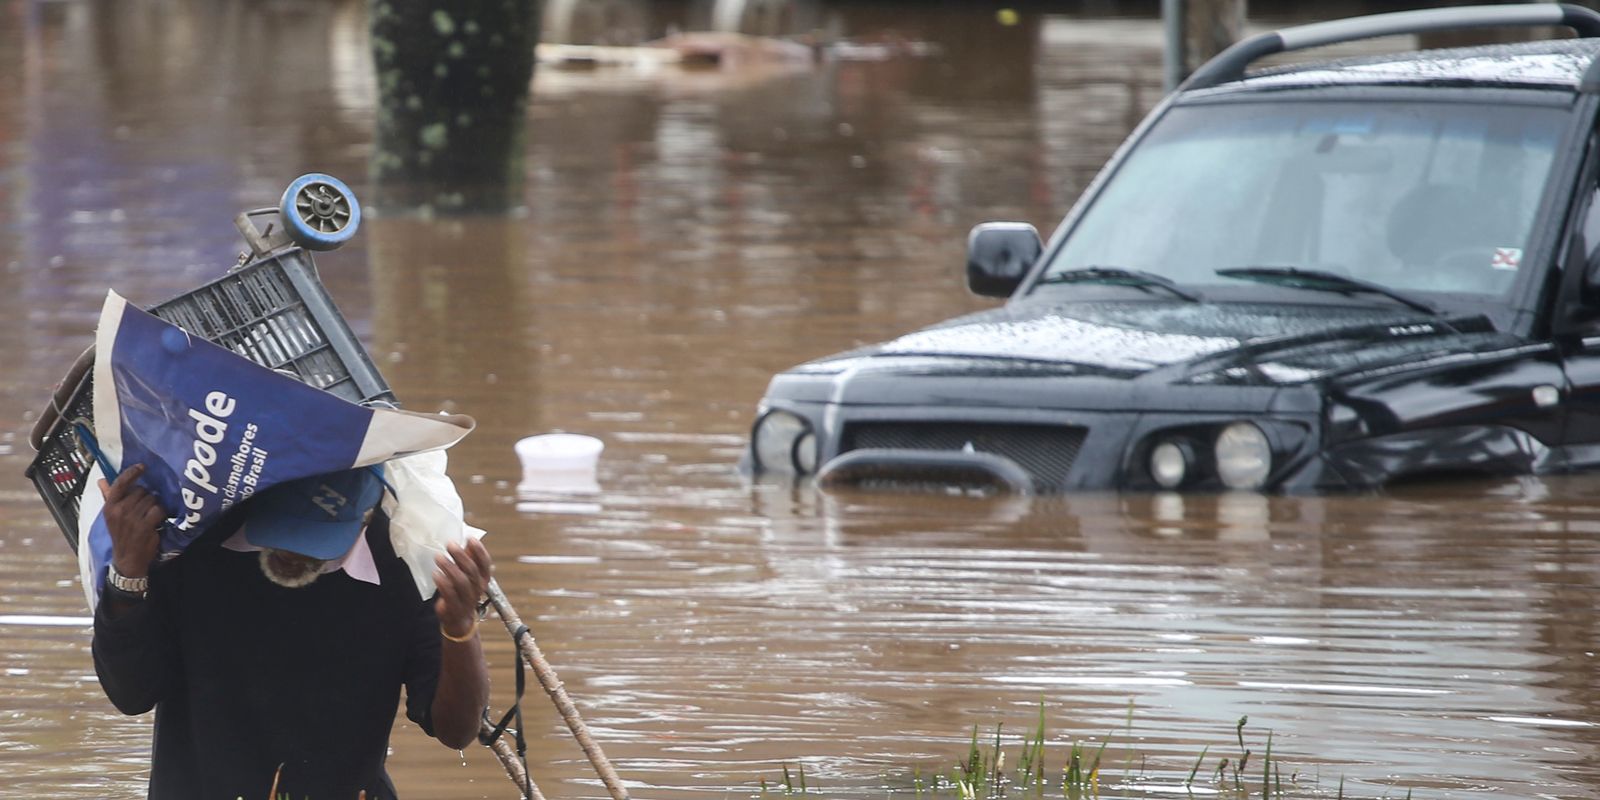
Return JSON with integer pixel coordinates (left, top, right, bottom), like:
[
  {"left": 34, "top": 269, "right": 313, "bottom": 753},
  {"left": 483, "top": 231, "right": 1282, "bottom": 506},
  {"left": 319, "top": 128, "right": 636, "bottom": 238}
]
[{"left": 80, "top": 292, "right": 475, "bottom": 609}]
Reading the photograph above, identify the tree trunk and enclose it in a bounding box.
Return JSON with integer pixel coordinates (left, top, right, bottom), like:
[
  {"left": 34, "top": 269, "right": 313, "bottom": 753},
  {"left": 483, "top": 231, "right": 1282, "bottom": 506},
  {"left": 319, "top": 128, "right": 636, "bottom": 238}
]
[
  {"left": 369, "top": 0, "right": 540, "bottom": 215},
  {"left": 1184, "top": 0, "right": 1247, "bottom": 75}
]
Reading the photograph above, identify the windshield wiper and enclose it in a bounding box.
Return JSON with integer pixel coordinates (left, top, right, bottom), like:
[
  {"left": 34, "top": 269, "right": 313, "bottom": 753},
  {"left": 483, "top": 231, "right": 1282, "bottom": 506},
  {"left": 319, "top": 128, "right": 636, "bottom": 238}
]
[
  {"left": 1215, "top": 266, "right": 1438, "bottom": 316},
  {"left": 1036, "top": 266, "right": 1202, "bottom": 302}
]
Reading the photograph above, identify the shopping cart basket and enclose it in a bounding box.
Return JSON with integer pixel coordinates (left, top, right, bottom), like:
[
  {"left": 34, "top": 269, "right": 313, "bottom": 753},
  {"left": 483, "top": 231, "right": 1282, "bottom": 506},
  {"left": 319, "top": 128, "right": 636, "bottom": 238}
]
[{"left": 24, "top": 174, "right": 394, "bottom": 552}]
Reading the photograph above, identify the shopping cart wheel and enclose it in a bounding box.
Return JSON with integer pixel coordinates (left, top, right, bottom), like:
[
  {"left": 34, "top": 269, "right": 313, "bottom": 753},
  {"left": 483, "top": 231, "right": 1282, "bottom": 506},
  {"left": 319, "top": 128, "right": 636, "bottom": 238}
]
[{"left": 279, "top": 173, "right": 361, "bottom": 251}]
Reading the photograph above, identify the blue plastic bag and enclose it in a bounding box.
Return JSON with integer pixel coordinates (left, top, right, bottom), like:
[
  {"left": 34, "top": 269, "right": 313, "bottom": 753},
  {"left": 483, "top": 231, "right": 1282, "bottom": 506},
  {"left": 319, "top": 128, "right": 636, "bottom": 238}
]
[{"left": 78, "top": 291, "right": 474, "bottom": 608}]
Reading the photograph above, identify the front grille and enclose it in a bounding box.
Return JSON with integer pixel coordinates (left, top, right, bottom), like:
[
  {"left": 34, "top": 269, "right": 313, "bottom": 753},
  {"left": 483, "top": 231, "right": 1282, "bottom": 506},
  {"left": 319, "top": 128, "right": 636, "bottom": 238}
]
[{"left": 841, "top": 422, "right": 1087, "bottom": 491}]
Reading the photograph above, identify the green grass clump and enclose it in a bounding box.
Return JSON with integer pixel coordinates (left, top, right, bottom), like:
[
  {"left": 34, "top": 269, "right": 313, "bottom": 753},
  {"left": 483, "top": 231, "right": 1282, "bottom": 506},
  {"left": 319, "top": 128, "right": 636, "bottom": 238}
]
[{"left": 757, "top": 701, "right": 1417, "bottom": 799}]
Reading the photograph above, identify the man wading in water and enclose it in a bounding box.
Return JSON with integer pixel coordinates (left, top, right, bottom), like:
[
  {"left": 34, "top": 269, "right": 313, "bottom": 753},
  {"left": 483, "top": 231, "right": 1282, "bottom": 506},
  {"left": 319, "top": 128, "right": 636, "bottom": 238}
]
[{"left": 91, "top": 463, "right": 495, "bottom": 798}]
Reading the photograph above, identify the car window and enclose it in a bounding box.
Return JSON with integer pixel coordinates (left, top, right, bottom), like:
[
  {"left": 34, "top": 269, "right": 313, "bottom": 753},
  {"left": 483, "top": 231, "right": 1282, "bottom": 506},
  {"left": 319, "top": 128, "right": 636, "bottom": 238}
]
[{"left": 1041, "top": 99, "right": 1569, "bottom": 298}]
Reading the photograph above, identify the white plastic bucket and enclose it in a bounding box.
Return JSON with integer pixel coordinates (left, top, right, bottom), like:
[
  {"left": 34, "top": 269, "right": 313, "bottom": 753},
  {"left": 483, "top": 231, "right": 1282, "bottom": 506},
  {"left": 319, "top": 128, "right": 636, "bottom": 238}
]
[{"left": 514, "top": 433, "right": 604, "bottom": 494}]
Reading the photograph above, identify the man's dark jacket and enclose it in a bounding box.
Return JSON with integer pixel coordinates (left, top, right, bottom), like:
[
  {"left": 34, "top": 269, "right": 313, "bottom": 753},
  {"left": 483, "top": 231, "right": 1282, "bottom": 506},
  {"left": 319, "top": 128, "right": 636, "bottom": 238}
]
[{"left": 92, "top": 513, "right": 441, "bottom": 799}]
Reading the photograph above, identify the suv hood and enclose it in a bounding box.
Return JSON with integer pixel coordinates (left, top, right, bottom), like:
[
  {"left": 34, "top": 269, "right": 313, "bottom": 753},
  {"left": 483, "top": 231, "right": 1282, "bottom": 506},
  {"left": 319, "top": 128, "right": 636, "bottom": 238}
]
[{"left": 801, "top": 300, "right": 1516, "bottom": 385}]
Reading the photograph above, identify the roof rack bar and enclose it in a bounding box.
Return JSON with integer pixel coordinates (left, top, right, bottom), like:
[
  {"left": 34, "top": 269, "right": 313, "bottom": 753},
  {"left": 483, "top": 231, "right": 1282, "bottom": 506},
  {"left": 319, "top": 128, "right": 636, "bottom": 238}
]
[{"left": 1183, "top": 4, "right": 1600, "bottom": 91}]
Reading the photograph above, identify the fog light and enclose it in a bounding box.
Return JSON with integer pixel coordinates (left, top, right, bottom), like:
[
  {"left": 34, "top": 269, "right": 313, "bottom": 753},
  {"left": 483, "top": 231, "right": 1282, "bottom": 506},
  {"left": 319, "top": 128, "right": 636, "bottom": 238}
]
[
  {"left": 753, "top": 410, "right": 811, "bottom": 474},
  {"left": 1149, "top": 441, "right": 1189, "bottom": 489},
  {"left": 1215, "top": 422, "right": 1271, "bottom": 490}
]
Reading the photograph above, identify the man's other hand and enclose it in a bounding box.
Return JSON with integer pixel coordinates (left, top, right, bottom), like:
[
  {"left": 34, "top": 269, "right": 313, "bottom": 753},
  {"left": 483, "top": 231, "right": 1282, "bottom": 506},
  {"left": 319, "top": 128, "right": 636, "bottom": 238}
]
[{"left": 98, "top": 464, "right": 166, "bottom": 579}]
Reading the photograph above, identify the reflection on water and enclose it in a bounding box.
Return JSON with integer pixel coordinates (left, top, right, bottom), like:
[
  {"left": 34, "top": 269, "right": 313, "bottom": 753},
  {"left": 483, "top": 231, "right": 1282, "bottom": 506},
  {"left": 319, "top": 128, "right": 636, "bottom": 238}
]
[{"left": 5, "top": 1, "right": 1600, "bottom": 798}]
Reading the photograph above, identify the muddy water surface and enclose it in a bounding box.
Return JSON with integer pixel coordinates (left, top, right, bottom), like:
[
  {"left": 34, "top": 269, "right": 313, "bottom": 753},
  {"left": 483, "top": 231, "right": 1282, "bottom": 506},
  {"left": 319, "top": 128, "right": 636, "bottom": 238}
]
[{"left": 3, "top": 2, "right": 1600, "bottom": 798}]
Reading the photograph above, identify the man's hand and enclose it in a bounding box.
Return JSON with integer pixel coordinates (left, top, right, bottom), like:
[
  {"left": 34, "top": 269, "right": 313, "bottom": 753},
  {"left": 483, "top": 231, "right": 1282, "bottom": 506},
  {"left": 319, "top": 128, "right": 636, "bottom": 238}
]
[
  {"left": 431, "top": 537, "right": 494, "bottom": 749},
  {"left": 98, "top": 464, "right": 166, "bottom": 579},
  {"left": 434, "top": 537, "right": 493, "bottom": 640}
]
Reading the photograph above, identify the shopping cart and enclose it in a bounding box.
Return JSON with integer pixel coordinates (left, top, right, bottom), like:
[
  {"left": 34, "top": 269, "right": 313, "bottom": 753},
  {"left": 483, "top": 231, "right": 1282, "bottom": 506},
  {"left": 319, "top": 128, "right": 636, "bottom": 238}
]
[{"left": 24, "top": 173, "right": 393, "bottom": 552}]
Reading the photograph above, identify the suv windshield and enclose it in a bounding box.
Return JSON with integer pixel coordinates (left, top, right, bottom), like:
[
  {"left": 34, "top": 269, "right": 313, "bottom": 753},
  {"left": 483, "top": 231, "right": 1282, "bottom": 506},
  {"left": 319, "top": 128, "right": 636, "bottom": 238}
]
[{"left": 1039, "top": 98, "right": 1569, "bottom": 299}]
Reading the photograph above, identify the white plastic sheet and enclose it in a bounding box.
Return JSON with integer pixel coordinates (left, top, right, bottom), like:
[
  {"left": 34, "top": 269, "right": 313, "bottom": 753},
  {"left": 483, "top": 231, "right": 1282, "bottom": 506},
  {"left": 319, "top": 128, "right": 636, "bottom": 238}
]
[{"left": 382, "top": 448, "right": 486, "bottom": 598}]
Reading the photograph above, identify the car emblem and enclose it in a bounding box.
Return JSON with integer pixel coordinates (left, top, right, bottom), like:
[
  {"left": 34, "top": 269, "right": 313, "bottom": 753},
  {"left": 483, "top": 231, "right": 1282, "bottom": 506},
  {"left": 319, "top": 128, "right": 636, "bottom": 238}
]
[{"left": 962, "top": 441, "right": 977, "bottom": 454}]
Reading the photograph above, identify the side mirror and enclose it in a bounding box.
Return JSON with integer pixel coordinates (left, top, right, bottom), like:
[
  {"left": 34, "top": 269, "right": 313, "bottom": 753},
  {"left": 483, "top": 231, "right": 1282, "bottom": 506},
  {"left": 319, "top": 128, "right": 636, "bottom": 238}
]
[
  {"left": 967, "top": 222, "right": 1042, "bottom": 298},
  {"left": 1553, "top": 245, "right": 1600, "bottom": 337}
]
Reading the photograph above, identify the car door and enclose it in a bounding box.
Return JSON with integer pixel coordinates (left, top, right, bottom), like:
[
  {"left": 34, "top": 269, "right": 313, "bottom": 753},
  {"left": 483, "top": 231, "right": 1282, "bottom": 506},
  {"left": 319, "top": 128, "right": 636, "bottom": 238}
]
[{"left": 1553, "top": 140, "right": 1600, "bottom": 469}]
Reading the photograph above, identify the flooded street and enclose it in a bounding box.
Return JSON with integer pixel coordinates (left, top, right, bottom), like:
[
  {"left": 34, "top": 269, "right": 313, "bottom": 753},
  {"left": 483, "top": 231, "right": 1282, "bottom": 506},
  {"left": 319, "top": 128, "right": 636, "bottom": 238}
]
[{"left": 4, "top": 1, "right": 1600, "bottom": 798}]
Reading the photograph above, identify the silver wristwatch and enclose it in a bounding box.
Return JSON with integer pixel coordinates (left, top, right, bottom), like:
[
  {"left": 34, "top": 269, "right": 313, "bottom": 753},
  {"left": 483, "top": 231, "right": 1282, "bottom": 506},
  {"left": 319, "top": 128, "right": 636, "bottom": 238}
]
[{"left": 106, "top": 564, "right": 149, "bottom": 599}]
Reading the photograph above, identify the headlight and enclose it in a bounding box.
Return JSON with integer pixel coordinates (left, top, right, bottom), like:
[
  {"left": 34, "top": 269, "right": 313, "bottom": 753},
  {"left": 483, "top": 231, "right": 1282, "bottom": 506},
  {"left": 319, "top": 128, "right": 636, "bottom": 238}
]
[
  {"left": 1149, "top": 440, "right": 1190, "bottom": 489},
  {"left": 1214, "top": 422, "right": 1271, "bottom": 490},
  {"left": 753, "top": 410, "right": 815, "bottom": 474}
]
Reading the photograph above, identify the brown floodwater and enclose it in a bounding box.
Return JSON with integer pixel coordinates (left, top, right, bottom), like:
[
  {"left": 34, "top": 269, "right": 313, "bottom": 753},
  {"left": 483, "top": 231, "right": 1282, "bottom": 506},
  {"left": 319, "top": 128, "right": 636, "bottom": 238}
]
[{"left": 3, "top": 1, "right": 1600, "bottom": 798}]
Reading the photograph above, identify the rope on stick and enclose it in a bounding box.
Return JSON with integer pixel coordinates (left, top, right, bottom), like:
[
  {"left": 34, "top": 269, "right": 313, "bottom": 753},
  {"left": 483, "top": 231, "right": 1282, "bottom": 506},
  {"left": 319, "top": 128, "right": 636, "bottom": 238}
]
[
  {"left": 479, "top": 716, "right": 547, "bottom": 800},
  {"left": 487, "top": 578, "right": 632, "bottom": 800}
]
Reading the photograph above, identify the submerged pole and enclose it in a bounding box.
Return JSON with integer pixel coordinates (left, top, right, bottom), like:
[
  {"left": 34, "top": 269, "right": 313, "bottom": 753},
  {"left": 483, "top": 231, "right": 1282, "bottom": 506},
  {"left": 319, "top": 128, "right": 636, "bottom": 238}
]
[{"left": 1162, "top": 0, "right": 1185, "bottom": 93}]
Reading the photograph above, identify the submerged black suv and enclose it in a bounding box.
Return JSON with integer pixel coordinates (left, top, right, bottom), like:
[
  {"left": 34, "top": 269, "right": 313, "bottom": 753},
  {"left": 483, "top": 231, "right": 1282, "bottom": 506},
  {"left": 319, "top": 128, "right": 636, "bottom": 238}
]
[{"left": 745, "top": 5, "right": 1600, "bottom": 493}]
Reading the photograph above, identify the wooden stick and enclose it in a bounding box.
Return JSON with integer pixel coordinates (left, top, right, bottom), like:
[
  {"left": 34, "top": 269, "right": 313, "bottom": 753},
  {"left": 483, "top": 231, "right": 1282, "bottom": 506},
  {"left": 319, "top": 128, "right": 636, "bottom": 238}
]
[
  {"left": 479, "top": 716, "right": 548, "bottom": 800},
  {"left": 487, "top": 578, "right": 632, "bottom": 800}
]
